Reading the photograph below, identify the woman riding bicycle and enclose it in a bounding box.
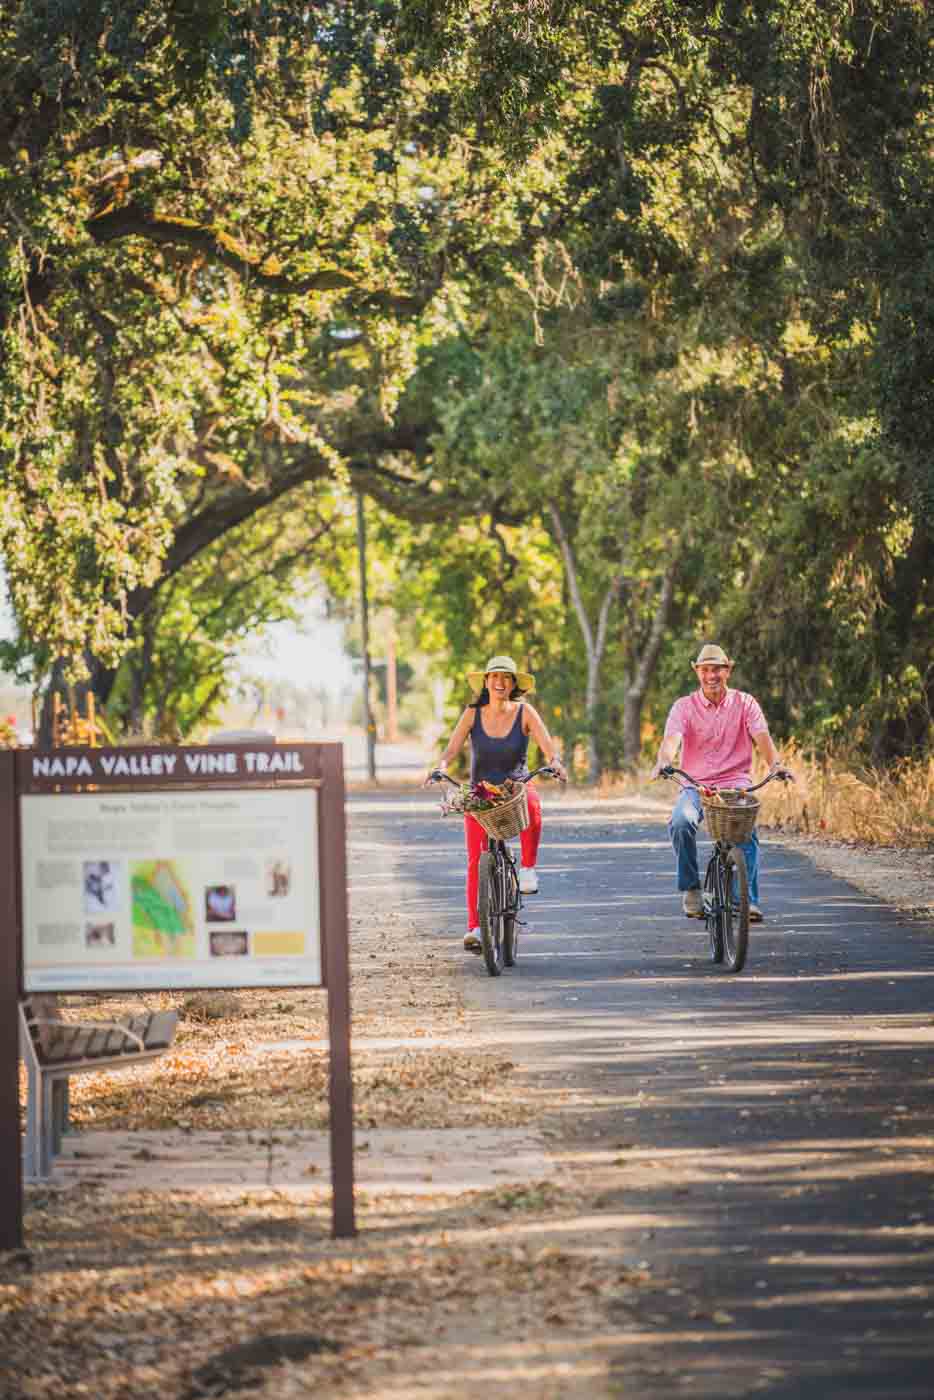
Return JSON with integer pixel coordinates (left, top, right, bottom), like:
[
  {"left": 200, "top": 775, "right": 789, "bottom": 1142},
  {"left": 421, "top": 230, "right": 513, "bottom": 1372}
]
[{"left": 428, "top": 654, "right": 567, "bottom": 951}]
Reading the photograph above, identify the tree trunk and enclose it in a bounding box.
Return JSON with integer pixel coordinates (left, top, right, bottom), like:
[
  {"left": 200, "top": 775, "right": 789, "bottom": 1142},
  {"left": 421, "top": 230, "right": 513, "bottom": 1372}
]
[
  {"left": 621, "top": 559, "right": 679, "bottom": 770},
  {"left": 548, "top": 503, "right": 622, "bottom": 783},
  {"left": 869, "top": 520, "right": 934, "bottom": 761},
  {"left": 37, "top": 654, "right": 117, "bottom": 749}
]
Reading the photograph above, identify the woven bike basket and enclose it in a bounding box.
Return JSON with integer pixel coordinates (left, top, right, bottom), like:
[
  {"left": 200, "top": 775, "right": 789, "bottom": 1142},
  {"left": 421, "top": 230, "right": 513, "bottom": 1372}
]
[
  {"left": 471, "top": 785, "right": 530, "bottom": 840},
  {"left": 701, "top": 791, "right": 760, "bottom": 844}
]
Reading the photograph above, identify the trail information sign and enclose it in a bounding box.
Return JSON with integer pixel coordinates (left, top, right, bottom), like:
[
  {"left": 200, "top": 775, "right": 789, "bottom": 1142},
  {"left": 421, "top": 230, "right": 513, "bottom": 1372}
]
[{"left": 1, "top": 742, "right": 354, "bottom": 1248}]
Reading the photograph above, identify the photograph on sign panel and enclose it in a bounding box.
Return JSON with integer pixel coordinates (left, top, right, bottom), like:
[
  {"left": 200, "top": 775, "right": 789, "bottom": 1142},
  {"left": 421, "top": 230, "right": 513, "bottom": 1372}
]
[
  {"left": 83, "top": 859, "right": 122, "bottom": 915},
  {"left": 265, "top": 859, "right": 291, "bottom": 897},
  {"left": 205, "top": 883, "right": 237, "bottom": 922},
  {"left": 85, "top": 921, "right": 116, "bottom": 948},
  {"left": 131, "top": 859, "right": 196, "bottom": 959},
  {"left": 210, "top": 929, "right": 249, "bottom": 957}
]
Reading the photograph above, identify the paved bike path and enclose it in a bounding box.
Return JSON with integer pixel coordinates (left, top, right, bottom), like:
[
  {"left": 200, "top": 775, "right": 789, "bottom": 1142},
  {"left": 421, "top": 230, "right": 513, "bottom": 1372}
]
[{"left": 350, "top": 790, "right": 934, "bottom": 1399}]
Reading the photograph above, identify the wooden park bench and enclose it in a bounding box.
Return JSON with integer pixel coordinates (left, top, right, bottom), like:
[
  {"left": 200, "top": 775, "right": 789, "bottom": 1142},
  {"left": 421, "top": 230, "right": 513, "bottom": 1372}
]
[{"left": 18, "top": 993, "right": 178, "bottom": 1181}]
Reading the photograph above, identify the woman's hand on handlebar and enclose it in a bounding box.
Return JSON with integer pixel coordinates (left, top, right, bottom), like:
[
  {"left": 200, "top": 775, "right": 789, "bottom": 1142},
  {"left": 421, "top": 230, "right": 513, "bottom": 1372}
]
[{"left": 425, "top": 768, "right": 460, "bottom": 789}]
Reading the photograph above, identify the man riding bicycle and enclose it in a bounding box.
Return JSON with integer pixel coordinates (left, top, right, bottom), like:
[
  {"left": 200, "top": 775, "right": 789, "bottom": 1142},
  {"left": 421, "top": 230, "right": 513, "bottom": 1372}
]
[{"left": 650, "top": 643, "right": 792, "bottom": 923}]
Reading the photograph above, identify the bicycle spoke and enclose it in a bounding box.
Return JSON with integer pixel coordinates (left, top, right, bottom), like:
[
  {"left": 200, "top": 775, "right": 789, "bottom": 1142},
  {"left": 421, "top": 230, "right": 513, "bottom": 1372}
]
[
  {"left": 705, "top": 855, "right": 724, "bottom": 963},
  {"left": 503, "top": 851, "right": 519, "bottom": 967},
  {"left": 722, "top": 846, "right": 750, "bottom": 972},
  {"left": 478, "top": 849, "right": 504, "bottom": 976}
]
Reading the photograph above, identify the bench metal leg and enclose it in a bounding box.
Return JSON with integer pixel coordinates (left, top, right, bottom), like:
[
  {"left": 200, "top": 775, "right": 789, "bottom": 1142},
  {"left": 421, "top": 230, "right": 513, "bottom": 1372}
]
[
  {"left": 51, "top": 1079, "right": 67, "bottom": 1157},
  {"left": 38, "top": 1074, "right": 55, "bottom": 1180},
  {"left": 23, "top": 1058, "right": 39, "bottom": 1182}
]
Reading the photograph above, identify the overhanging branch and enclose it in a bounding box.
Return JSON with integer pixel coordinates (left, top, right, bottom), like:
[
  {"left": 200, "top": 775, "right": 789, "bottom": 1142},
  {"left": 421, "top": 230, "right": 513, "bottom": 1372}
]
[{"left": 86, "top": 204, "right": 358, "bottom": 295}]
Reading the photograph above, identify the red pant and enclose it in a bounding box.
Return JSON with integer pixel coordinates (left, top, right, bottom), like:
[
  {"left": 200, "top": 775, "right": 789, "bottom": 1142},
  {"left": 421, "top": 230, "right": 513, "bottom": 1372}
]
[{"left": 464, "top": 783, "right": 542, "bottom": 930}]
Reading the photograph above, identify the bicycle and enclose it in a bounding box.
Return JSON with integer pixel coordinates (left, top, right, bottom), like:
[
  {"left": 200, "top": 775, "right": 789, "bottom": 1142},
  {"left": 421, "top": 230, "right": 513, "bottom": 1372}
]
[
  {"left": 658, "top": 765, "right": 793, "bottom": 973},
  {"left": 428, "top": 766, "right": 561, "bottom": 977}
]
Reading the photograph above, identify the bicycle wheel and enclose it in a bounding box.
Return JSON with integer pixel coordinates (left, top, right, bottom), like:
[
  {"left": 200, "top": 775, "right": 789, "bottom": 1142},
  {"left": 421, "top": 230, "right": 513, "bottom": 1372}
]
[
  {"left": 503, "top": 854, "right": 520, "bottom": 968},
  {"left": 478, "top": 850, "right": 504, "bottom": 976},
  {"left": 704, "top": 854, "right": 724, "bottom": 963},
  {"left": 722, "top": 846, "right": 750, "bottom": 973}
]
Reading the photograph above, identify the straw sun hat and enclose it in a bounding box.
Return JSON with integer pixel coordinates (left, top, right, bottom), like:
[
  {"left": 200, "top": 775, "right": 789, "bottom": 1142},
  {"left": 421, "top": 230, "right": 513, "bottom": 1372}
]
[
  {"left": 692, "top": 644, "right": 732, "bottom": 667},
  {"left": 466, "top": 654, "right": 535, "bottom": 695}
]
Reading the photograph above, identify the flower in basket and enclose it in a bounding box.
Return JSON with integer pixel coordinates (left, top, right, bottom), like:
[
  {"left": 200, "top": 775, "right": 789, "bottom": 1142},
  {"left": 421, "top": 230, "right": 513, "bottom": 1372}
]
[
  {"left": 0, "top": 714, "right": 18, "bottom": 748},
  {"left": 441, "top": 777, "right": 523, "bottom": 816}
]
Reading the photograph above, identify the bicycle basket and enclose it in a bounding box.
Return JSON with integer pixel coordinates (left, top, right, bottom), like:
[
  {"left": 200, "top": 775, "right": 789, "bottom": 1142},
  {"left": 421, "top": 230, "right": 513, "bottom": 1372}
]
[
  {"left": 471, "top": 785, "right": 530, "bottom": 839},
  {"left": 701, "top": 791, "right": 760, "bottom": 843}
]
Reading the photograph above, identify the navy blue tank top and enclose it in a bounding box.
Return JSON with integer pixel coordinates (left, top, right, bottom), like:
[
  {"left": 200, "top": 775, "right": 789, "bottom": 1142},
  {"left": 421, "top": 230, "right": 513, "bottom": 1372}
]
[{"left": 470, "top": 704, "right": 529, "bottom": 785}]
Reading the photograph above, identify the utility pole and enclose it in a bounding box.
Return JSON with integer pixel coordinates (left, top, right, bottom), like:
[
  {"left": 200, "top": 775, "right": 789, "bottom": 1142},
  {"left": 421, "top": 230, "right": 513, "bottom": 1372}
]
[
  {"left": 386, "top": 621, "right": 399, "bottom": 744},
  {"left": 356, "top": 492, "right": 377, "bottom": 781}
]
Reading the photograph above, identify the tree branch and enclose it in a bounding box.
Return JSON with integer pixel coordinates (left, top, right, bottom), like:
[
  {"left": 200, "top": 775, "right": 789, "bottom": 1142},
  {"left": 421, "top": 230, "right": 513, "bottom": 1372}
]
[
  {"left": 630, "top": 555, "right": 678, "bottom": 700},
  {"left": 594, "top": 569, "right": 624, "bottom": 667},
  {"left": 548, "top": 502, "right": 595, "bottom": 660},
  {"left": 86, "top": 204, "right": 357, "bottom": 294}
]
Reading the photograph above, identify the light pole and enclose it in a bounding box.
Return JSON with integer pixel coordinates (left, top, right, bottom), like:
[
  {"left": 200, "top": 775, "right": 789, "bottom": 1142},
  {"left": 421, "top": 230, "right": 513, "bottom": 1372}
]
[
  {"left": 386, "top": 619, "right": 398, "bottom": 743},
  {"left": 356, "top": 492, "right": 377, "bottom": 781}
]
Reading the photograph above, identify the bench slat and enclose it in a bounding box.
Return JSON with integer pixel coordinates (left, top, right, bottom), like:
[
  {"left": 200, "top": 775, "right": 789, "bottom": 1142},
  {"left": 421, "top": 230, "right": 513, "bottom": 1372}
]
[
  {"left": 144, "top": 1012, "right": 177, "bottom": 1049},
  {"left": 22, "top": 999, "right": 178, "bottom": 1064}
]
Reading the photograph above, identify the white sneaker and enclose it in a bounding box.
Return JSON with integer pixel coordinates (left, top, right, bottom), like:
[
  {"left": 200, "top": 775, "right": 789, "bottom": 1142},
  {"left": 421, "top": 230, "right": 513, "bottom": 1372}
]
[
  {"left": 463, "top": 928, "right": 482, "bottom": 952},
  {"left": 682, "top": 888, "right": 703, "bottom": 917},
  {"left": 519, "top": 867, "right": 539, "bottom": 895}
]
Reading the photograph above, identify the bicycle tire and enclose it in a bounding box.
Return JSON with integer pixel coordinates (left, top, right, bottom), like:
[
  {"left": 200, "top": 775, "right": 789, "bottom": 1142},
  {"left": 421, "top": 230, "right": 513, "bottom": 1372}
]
[
  {"left": 722, "top": 846, "right": 750, "bottom": 972},
  {"left": 478, "top": 850, "right": 504, "bottom": 976},
  {"left": 704, "top": 855, "right": 724, "bottom": 963},
  {"left": 503, "top": 855, "right": 520, "bottom": 967}
]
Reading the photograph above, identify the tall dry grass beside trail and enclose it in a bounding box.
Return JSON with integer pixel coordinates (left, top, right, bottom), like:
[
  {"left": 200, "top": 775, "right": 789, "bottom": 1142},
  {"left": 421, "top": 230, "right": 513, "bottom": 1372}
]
[
  {"left": 595, "top": 744, "right": 934, "bottom": 850},
  {"left": 755, "top": 744, "right": 934, "bottom": 849}
]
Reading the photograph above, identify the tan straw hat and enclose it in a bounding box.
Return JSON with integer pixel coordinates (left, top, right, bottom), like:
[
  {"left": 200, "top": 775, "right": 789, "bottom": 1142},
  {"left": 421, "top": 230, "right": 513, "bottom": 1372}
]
[
  {"left": 693, "top": 643, "right": 732, "bottom": 667},
  {"left": 466, "top": 654, "right": 535, "bottom": 695}
]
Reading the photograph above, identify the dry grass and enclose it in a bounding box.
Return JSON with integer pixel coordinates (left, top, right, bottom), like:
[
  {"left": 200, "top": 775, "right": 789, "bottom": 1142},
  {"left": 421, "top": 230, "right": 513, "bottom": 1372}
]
[
  {"left": 3, "top": 1182, "right": 656, "bottom": 1400},
  {"left": 754, "top": 744, "right": 934, "bottom": 848},
  {"left": 59, "top": 1043, "right": 529, "bottom": 1133},
  {"left": 596, "top": 745, "right": 934, "bottom": 849}
]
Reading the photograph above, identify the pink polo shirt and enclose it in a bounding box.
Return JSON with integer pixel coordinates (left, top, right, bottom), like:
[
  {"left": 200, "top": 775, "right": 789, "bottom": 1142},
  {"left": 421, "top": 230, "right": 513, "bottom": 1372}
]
[{"left": 664, "top": 687, "right": 769, "bottom": 787}]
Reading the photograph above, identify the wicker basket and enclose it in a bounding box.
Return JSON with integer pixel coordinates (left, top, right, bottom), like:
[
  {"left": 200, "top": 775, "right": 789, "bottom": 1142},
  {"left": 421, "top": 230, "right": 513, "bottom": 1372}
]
[
  {"left": 701, "top": 791, "right": 760, "bottom": 844},
  {"left": 470, "top": 785, "right": 530, "bottom": 839}
]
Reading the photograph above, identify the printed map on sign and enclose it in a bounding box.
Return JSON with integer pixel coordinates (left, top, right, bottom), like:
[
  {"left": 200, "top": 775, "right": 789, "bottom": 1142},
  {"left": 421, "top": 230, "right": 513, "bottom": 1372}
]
[{"left": 131, "top": 859, "right": 196, "bottom": 958}]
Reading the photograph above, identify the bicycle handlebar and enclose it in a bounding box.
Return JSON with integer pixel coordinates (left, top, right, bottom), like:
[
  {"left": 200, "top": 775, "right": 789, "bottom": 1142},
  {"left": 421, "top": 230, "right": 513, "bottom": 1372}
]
[
  {"left": 426, "top": 765, "right": 564, "bottom": 787},
  {"left": 657, "top": 764, "right": 793, "bottom": 793},
  {"left": 427, "top": 770, "right": 460, "bottom": 787}
]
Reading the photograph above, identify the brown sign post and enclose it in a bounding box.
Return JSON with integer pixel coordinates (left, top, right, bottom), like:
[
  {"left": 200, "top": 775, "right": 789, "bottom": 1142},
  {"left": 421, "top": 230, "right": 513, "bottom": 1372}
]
[
  {"left": 0, "top": 750, "right": 22, "bottom": 1252},
  {"left": 1, "top": 741, "right": 354, "bottom": 1250}
]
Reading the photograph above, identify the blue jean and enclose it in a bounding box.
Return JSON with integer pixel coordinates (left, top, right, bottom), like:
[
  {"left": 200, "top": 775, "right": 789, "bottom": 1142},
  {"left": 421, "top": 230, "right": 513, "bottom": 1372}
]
[{"left": 668, "top": 787, "right": 760, "bottom": 906}]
